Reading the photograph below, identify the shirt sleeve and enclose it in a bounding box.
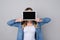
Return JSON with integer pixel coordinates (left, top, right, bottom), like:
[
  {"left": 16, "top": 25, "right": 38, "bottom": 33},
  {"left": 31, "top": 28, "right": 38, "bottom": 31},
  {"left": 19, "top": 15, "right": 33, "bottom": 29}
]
[
  {"left": 7, "top": 19, "right": 21, "bottom": 27},
  {"left": 37, "top": 17, "right": 51, "bottom": 26}
]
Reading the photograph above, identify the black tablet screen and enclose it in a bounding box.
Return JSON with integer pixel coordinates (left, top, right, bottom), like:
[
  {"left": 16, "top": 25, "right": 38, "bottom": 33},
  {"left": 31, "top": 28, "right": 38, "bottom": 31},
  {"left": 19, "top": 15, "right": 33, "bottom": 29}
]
[{"left": 23, "top": 12, "right": 35, "bottom": 19}]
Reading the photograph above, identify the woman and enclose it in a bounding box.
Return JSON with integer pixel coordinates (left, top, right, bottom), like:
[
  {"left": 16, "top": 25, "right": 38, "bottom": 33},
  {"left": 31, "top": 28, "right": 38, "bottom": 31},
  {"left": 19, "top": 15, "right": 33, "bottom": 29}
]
[{"left": 7, "top": 7, "right": 51, "bottom": 40}]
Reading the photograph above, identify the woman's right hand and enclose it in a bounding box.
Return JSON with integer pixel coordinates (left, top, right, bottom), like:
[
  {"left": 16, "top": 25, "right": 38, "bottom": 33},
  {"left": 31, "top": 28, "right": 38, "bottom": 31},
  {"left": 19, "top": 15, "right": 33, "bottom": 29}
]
[
  {"left": 35, "top": 18, "right": 43, "bottom": 22},
  {"left": 15, "top": 18, "right": 23, "bottom": 22}
]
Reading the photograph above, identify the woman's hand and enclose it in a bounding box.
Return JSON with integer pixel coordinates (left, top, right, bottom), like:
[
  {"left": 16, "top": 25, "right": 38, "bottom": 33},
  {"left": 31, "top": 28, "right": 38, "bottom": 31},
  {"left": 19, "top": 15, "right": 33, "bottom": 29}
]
[
  {"left": 15, "top": 18, "right": 23, "bottom": 22},
  {"left": 35, "top": 18, "right": 43, "bottom": 22}
]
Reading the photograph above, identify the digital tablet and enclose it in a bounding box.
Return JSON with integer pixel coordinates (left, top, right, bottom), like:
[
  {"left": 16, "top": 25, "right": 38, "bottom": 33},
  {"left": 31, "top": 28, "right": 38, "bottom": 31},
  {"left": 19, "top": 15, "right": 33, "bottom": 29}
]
[{"left": 23, "top": 11, "right": 36, "bottom": 20}]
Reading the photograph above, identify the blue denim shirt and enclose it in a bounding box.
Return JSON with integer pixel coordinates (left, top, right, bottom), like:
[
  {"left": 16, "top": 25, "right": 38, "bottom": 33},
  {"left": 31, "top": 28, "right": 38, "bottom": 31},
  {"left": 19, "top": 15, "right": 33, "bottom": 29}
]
[{"left": 7, "top": 17, "right": 51, "bottom": 40}]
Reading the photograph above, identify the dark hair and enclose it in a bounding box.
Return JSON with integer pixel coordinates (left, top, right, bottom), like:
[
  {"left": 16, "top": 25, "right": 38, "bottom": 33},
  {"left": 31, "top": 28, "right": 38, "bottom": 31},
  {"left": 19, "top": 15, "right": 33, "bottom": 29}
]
[
  {"left": 25, "top": 7, "right": 33, "bottom": 11},
  {"left": 21, "top": 20, "right": 37, "bottom": 25},
  {"left": 21, "top": 20, "right": 37, "bottom": 29}
]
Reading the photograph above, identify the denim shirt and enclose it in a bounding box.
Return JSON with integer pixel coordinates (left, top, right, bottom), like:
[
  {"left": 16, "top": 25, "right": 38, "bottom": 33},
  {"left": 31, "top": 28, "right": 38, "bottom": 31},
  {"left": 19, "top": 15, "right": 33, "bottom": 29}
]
[{"left": 7, "top": 17, "right": 51, "bottom": 40}]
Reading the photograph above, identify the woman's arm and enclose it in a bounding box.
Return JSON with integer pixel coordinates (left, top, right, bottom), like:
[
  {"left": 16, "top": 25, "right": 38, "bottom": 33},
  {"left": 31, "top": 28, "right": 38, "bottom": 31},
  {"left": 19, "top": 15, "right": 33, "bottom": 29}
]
[
  {"left": 7, "top": 18, "right": 23, "bottom": 27},
  {"left": 41, "top": 17, "right": 51, "bottom": 23},
  {"left": 35, "top": 17, "right": 51, "bottom": 26}
]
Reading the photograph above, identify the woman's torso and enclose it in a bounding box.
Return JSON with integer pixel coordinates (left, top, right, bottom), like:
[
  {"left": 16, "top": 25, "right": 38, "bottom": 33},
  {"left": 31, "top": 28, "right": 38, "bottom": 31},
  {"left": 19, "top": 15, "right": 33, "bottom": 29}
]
[{"left": 23, "top": 25, "right": 36, "bottom": 40}]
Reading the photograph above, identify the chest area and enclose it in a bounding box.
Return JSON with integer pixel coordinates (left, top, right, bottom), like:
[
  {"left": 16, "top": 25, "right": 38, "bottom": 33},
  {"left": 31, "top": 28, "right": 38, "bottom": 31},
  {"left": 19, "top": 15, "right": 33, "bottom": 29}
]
[{"left": 24, "top": 26, "right": 36, "bottom": 33}]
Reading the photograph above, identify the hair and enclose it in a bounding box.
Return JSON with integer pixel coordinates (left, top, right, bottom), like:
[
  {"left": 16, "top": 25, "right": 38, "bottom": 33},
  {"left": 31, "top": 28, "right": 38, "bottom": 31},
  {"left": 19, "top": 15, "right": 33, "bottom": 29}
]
[
  {"left": 22, "top": 7, "right": 36, "bottom": 29},
  {"left": 25, "top": 7, "right": 33, "bottom": 11},
  {"left": 21, "top": 21, "right": 37, "bottom": 29}
]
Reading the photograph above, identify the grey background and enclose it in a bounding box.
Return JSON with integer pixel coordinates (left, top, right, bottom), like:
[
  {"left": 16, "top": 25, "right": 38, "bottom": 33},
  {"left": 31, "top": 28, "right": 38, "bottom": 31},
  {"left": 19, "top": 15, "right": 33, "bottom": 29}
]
[{"left": 0, "top": 0, "right": 60, "bottom": 40}]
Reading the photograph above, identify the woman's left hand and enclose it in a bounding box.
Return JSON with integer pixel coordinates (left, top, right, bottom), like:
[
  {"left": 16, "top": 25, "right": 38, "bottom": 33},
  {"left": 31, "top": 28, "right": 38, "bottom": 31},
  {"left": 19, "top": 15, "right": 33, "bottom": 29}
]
[{"left": 35, "top": 18, "right": 43, "bottom": 22}]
